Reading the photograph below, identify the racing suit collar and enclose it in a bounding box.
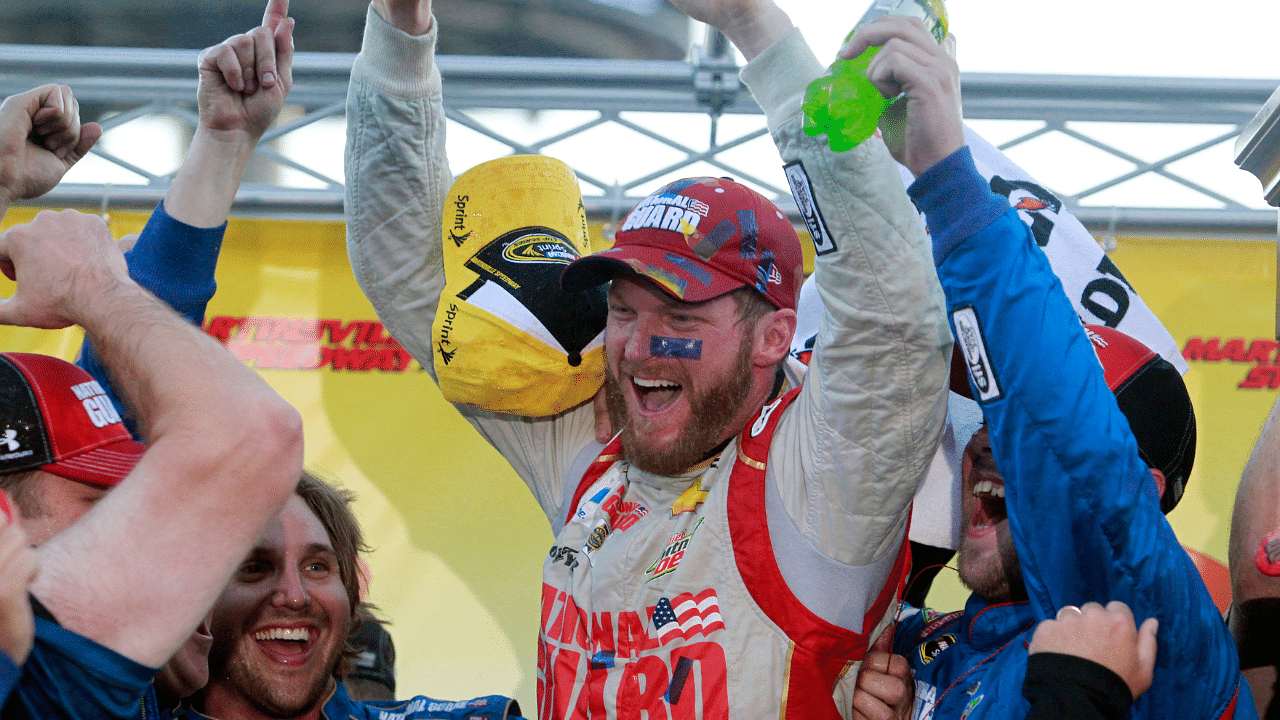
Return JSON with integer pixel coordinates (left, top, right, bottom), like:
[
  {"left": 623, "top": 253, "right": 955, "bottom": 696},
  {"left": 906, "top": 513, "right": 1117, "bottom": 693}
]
[{"left": 961, "top": 593, "right": 1036, "bottom": 652}]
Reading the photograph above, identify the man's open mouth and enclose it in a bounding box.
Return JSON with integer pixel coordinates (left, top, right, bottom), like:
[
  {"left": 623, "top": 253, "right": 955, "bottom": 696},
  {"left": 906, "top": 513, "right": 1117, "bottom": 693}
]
[
  {"left": 632, "top": 377, "right": 682, "bottom": 413},
  {"left": 970, "top": 479, "right": 1007, "bottom": 530},
  {"left": 252, "top": 626, "right": 316, "bottom": 664}
]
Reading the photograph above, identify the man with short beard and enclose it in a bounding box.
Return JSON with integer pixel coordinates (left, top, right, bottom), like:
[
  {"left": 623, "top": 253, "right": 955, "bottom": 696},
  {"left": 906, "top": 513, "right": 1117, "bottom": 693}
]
[
  {"left": 344, "top": 0, "right": 951, "bottom": 715},
  {"left": 184, "top": 474, "right": 523, "bottom": 720},
  {"left": 841, "top": 16, "right": 1250, "bottom": 720}
]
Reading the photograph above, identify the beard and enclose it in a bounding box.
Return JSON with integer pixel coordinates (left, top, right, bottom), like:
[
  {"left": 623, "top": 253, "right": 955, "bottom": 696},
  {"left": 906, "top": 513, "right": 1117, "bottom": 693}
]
[
  {"left": 605, "top": 332, "right": 756, "bottom": 476},
  {"left": 205, "top": 621, "right": 348, "bottom": 719},
  {"left": 956, "top": 523, "right": 1027, "bottom": 605}
]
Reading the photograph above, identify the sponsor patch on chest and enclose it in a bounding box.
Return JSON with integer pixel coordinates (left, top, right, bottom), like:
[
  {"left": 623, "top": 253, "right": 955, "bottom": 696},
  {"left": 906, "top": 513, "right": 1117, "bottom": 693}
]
[
  {"left": 918, "top": 634, "right": 957, "bottom": 665},
  {"left": 646, "top": 518, "right": 702, "bottom": 581},
  {"left": 669, "top": 478, "right": 708, "bottom": 516},
  {"left": 918, "top": 610, "right": 964, "bottom": 638}
]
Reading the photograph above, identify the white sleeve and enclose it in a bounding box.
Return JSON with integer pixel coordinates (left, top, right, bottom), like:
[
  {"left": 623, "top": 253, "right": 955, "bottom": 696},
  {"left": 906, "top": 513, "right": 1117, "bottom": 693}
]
[
  {"left": 741, "top": 28, "right": 952, "bottom": 568},
  {"left": 344, "top": 7, "right": 597, "bottom": 519}
]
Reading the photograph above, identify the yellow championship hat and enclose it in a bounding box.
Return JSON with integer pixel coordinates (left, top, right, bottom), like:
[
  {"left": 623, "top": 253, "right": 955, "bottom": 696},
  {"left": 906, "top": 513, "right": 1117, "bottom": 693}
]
[{"left": 433, "top": 155, "right": 607, "bottom": 416}]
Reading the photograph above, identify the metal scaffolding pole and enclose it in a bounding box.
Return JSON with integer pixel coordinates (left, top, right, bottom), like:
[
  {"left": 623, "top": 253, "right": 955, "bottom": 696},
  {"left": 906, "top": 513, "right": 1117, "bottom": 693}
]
[{"left": 2, "top": 43, "right": 1277, "bottom": 236}]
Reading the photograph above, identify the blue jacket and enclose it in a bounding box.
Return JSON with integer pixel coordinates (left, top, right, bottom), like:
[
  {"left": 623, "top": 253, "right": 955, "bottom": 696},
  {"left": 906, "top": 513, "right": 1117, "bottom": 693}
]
[
  {"left": 3, "top": 616, "right": 157, "bottom": 720},
  {"left": 893, "top": 148, "right": 1252, "bottom": 720},
  {"left": 180, "top": 681, "right": 523, "bottom": 720}
]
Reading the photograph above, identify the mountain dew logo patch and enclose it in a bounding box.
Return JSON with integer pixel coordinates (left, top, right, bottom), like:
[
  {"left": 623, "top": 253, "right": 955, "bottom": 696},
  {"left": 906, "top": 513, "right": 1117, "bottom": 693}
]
[
  {"left": 647, "top": 518, "right": 702, "bottom": 581},
  {"left": 960, "top": 684, "right": 984, "bottom": 720}
]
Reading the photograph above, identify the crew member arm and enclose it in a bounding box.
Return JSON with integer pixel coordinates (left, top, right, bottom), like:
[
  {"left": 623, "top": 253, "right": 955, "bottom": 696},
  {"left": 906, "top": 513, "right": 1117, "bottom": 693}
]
[
  {"left": 344, "top": 5, "right": 596, "bottom": 518},
  {"left": 740, "top": 29, "right": 951, "bottom": 568},
  {"left": 0, "top": 211, "right": 304, "bottom": 671},
  {"left": 915, "top": 147, "right": 1247, "bottom": 718},
  {"left": 76, "top": 205, "right": 224, "bottom": 437},
  {"left": 78, "top": 0, "right": 291, "bottom": 439},
  {"left": 1023, "top": 654, "right": 1133, "bottom": 720}
]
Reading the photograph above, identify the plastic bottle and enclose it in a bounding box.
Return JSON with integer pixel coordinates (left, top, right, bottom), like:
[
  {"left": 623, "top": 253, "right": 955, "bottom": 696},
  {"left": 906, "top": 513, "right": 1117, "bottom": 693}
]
[{"left": 802, "top": 0, "right": 948, "bottom": 152}]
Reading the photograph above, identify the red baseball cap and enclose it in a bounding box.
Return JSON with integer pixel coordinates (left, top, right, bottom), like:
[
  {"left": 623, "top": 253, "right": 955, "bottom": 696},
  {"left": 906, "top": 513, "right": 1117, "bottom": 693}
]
[
  {"left": 0, "top": 353, "right": 145, "bottom": 488},
  {"left": 561, "top": 177, "right": 803, "bottom": 310},
  {"left": 1082, "top": 325, "right": 1195, "bottom": 514}
]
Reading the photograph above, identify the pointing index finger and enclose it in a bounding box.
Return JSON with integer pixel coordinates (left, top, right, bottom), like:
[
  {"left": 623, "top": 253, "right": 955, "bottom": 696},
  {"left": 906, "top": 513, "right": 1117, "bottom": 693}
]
[{"left": 262, "top": 0, "right": 289, "bottom": 31}]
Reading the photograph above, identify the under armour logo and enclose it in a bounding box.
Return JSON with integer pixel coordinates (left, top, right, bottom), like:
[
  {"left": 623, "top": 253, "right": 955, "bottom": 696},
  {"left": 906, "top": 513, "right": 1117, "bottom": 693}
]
[{"left": 0, "top": 430, "right": 18, "bottom": 452}]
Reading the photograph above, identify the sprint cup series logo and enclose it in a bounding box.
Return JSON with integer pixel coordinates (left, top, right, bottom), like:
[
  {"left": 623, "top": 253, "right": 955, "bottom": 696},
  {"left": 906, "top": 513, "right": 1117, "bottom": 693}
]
[
  {"left": 458, "top": 225, "right": 608, "bottom": 363},
  {"left": 501, "top": 232, "right": 579, "bottom": 265}
]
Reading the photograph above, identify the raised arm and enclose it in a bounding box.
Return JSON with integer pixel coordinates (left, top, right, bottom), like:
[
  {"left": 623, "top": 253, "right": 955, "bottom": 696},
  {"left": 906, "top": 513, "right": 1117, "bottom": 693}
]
[
  {"left": 77, "top": 0, "right": 296, "bottom": 436},
  {"left": 0, "top": 209, "right": 303, "bottom": 669},
  {"left": 343, "top": 1, "right": 603, "bottom": 519},
  {"left": 345, "top": 0, "right": 450, "bottom": 373},
  {"left": 0, "top": 84, "right": 101, "bottom": 222},
  {"left": 167, "top": 0, "right": 294, "bottom": 227},
  {"left": 870, "top": 13, "right": 1244, "bottom": 718},
  {"left": 725, "top": 5, "right": 951, "bottom": 570}
]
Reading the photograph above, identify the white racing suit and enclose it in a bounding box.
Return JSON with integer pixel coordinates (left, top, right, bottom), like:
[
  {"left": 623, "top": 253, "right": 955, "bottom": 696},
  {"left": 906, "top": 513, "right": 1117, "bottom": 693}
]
[{"left": 345, "top": 9, "right": 951, "bottom": 718}]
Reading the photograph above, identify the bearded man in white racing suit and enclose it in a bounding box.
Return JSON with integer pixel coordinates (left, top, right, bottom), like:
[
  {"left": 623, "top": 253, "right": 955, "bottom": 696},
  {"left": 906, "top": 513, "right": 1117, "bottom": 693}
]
[{"left": 343, "top": 0, "right": 954, "bottom": 716}]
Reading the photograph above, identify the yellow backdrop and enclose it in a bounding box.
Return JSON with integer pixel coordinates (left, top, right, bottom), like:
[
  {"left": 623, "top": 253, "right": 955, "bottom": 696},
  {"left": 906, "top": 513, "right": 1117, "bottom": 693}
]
[{"left": 0, "top": 207, "right": 1273, "bottom": 711}]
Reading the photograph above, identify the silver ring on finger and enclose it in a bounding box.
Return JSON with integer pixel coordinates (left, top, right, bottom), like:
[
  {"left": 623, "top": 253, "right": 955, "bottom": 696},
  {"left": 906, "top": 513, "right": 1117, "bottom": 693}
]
[{"left": 1056, "top": 605, "right": 1082, "bottom": 620}]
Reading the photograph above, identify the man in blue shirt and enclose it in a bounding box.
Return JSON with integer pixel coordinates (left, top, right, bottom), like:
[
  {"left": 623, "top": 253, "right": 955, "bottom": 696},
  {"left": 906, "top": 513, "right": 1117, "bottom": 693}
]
[
  {"left": 180, "top": 473, "right": 523, "bottom": 720},
  {"left": 839, "top": 14, "right": 1249, "bottom": 720}
]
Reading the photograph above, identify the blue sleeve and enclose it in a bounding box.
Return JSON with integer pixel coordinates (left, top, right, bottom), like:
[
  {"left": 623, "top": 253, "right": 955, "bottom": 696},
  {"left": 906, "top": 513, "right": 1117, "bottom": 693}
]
[
  {"left": 911, "top": 147, "right": 1250, "bottom": 719},
  {"left": 2, "top": 617, "right": 157, "bottom": 720},
  {"left": 75, "top": 201, "right": 226, "bottom": 439},
  {"left": 0, "top": 648, "right": 21, "bottom": 708}
]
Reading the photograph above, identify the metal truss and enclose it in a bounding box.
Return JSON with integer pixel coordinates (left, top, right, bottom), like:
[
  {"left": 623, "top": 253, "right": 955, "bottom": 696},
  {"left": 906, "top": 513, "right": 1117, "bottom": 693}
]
[{"left": 3, "top": 42, "right": 1278, "bottom": 237}]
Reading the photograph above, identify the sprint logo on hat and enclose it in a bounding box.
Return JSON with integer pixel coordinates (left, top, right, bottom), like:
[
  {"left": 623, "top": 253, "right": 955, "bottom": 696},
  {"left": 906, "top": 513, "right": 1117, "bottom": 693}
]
[{"left": 434, "top": 156, "right": 608, "bottom": 417}]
